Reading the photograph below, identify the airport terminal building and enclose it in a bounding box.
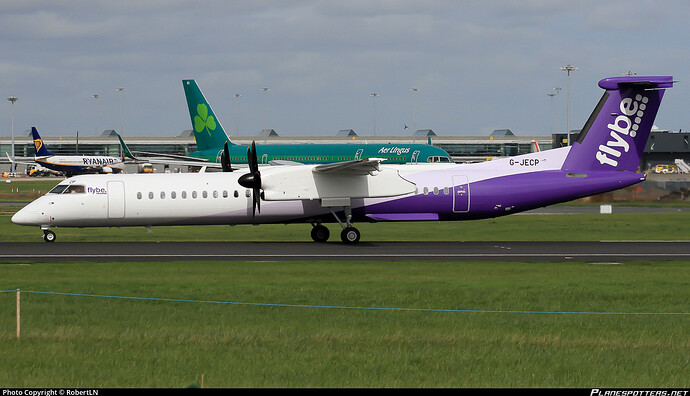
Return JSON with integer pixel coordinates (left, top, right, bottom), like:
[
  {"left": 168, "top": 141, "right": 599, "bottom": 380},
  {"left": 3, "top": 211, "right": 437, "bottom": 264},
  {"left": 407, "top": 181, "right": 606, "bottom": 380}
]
[{"left": 1, "top": 127, "right": 689, "bottom": 173}]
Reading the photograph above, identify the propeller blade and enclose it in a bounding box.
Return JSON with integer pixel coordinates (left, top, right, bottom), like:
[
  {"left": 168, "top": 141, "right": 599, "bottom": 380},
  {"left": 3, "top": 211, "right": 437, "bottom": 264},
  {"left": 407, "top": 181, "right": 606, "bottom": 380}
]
[
  {"left": 221, "top": 141, "right": 232, "bottom": 172},
  {"left": 238, "top": 141, "right": 262, "bottom": 216}
]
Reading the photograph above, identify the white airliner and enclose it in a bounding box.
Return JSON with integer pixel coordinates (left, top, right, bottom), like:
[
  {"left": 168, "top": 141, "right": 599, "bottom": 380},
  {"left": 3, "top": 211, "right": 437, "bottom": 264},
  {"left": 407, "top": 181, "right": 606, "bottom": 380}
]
[
  {"left": 8, "top": 127, "right": 125, "bottom": 176},
  {"left": 12, "top": 76, "right": 675, "bottom": 243}
]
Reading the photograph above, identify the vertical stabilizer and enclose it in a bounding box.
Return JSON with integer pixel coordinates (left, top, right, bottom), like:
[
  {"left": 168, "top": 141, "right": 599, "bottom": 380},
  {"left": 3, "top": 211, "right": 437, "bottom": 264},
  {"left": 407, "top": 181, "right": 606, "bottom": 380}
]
[
  {"left": 31, "top": 127, "right": 53, "bottom": 157},
  {"left": 182, "top": 80, "right": 232, "bottom": 152},
  {"left": 562, "top": 76, "right": 674, "bottom": 172}
]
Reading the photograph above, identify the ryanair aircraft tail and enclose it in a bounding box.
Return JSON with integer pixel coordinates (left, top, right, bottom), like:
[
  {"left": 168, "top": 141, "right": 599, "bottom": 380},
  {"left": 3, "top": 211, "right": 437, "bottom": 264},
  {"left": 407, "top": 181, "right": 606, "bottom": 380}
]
[
  {"left": 182, "top": 79, "right": 233, "bottom": 152},
  {"left": 31, "top": 127, "right": 54, "bottom": 157}
]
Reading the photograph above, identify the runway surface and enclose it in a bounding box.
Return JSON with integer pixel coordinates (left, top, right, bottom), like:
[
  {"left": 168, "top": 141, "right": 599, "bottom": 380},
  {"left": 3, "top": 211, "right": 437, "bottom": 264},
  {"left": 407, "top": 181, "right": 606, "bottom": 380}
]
[{"left": 1, "top": 241, "right": 689, "bottom": 262}]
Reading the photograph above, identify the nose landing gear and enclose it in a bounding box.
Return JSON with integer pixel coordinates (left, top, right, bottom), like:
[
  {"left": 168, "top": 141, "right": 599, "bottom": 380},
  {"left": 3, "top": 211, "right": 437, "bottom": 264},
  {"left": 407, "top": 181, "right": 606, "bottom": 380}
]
[{"left": 42, "top": 229, "right": 56, "bottom": 243}]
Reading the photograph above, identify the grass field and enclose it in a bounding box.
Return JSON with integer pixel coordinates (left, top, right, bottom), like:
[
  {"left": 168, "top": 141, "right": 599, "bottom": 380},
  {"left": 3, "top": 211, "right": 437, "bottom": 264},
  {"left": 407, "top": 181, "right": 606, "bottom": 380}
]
[
  {"left": 1, "top": 260, "right": 688, "bottom": 388},
  {"left": 1, "top": 179, "right": 688, "bottom": 387}
]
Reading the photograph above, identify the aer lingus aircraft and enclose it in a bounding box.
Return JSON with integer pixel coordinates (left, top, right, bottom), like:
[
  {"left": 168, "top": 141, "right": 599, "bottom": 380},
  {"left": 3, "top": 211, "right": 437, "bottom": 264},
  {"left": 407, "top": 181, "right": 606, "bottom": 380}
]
[
  {"left": 13, "top": 75, "right": 674, "bottom": 243},
  {"left": 7, "top": 127, "right": 125, "bottom": 176},
  {"left": 181, "top": 79, "right": 453, "bottom": 165}
]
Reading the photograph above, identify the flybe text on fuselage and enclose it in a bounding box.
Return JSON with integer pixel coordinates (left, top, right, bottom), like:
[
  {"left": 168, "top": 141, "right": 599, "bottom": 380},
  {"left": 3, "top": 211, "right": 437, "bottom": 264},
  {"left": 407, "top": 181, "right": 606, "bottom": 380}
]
[{"left": 596, "top": 94, "right": 648, "bottom": 167}]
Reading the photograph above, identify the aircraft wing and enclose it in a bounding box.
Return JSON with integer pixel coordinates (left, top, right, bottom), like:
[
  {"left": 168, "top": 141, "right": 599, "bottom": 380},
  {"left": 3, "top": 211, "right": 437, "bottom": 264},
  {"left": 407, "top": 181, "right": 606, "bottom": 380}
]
[
  {"left": 114, "top": 133, "right": 233, "bottom": 170},
  {"left": 5, "top": 152, "right": 36, "bottom": 165},
  {"left": 259, "top": 160, "right": 416, "bottom": 201},
  {"left": 131, "top": 150, "right": 212, "bottom": 163},
  {"left": 312, "top": 158, "right": 385, "bottom": 175}
]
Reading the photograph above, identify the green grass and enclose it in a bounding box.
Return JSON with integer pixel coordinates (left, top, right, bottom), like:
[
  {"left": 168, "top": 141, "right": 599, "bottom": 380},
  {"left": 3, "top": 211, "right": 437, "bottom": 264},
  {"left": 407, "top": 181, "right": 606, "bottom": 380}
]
[
  {"left": 1, "top": 260, "right": 688, "bottom": 387},
  {"left": 1, "top": 179, "right": 688, "bottom": 387}
]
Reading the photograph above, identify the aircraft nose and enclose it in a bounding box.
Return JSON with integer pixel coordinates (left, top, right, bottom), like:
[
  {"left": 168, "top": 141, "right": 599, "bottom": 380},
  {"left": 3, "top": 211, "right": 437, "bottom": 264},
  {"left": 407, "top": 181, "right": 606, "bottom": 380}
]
[{"left": 11, "top": 205, "right": 40, "bottom": 226}]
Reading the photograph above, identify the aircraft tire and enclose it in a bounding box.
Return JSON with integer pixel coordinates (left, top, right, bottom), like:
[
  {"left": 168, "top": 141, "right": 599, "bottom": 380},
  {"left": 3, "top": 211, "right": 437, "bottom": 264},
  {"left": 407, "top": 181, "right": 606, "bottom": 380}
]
[
  {"left": 43, "top": 230, "right": 56, "bottom": 243},
  {"left": 340, "top": 227, "right": 360, "bottom": 244},
  {"left": 311, "top": 225, "right": 330, "bottom": 243}
]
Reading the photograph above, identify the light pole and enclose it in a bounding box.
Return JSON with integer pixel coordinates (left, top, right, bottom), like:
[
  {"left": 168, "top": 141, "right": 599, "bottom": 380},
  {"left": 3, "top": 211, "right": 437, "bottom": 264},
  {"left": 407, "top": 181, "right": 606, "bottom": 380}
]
[
  {"left": 7, "top": 96, "right": 18, "bottom": 172},
  {"left": 261, "top": 88, "right": 270, "bottom": 133},
  {"left": 116, "top": 87, "right": 125, "bottom": 135},
  {"left": 370, "top": 93, "right": 379, "bottom": 136},
  {"left": 92, "top": 94, "right": 100, "bottom": 135},
  {"left": 234, "top": 93, "right": 242, "bottom": 137},
  {"left": 410, "top": 88, "right": 418, "bottom": 142},
  {"left": 547, "top": 92, "right": 557, "bottom": 135},
  {"left": 547, "top": 87, "right": 562, "bottom": 135},
  {"left": 560, "top": 64, "right": 577, "bottom": 146}
]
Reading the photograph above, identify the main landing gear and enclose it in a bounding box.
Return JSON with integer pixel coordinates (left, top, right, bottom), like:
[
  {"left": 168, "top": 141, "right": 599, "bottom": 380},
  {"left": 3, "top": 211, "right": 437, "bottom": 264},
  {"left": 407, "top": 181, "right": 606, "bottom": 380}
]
[{"left": 310, "top": 207, "right": 361, "bottom": 244}]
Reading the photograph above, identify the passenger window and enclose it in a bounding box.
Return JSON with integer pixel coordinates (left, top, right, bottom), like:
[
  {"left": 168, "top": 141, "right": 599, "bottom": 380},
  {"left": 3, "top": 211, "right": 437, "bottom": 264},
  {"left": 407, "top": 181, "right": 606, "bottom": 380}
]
[
  {"left": 148, "top": 192, "right": 154, "bottom": 199},
  {"left": 443, "top": 187, "right": 449, "bottom": 195},
  {"left": 182, "top": 191, "right": 187, "bottom": 199},
  {"left": 160, "top": 191, "right": 165, "bottom": 199},
  {"left": 202, "top": 191, "right": 208, "bottom": 198},
  {"left": 433, "top": 187, "right": 439, "bottom": 195},
  {"left": 137, "top": 192, "right": 142, "bottom": 199},
  {"left": 213, "top": 191, "right": 218, "bottom": 198},
  {"left": 423, "top": 187, "right": 429, "bottom": 195},
  {"left": 192, "top": 191, "right": 198, "bottom": 199},
  {"left": 171, "top": 191, "right": 176, "bottom": 199},
  {"left": 223, "top": 190, "right": 228, "bottom": 198},
  {"left": 234, "top": 190, "right": 239, "bottom": 198}
]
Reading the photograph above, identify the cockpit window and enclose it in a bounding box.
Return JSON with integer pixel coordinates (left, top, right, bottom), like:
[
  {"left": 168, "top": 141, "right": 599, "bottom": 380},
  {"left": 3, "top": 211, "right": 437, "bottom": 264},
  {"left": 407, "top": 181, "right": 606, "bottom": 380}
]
[
  {"left": 64, "top": 185, "right": 85, "bottom": 194},
  {"left": 48, "top": 184, "right": 69, "bottom": 194},
  {"left": 427, "top": 156, "right": 453, "bottom": 163},
  {"left": 47, "top": 184, "right": 86, "bottom": 194}
]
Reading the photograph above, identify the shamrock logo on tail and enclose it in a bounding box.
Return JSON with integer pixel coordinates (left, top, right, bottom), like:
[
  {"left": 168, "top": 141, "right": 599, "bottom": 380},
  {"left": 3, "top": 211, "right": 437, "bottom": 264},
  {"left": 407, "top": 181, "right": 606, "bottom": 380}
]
[{"left": 194, "top": 104, "right": 216, "bottom": 136}]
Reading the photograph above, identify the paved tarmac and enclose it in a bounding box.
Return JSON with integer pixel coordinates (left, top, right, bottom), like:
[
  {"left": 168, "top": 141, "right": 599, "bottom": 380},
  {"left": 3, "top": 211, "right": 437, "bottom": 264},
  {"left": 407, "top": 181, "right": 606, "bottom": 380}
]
[{"left": 0, "top": 241, "right": 689, "bottom": 262}]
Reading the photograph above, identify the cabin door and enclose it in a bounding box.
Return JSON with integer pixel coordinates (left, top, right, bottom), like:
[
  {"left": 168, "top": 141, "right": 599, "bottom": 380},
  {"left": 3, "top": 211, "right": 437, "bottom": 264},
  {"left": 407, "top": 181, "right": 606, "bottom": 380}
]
[
  {"left": 107, "top": 181, "right": 125, "bottom": 219},
  {"left": 452, "top": 175, "right": 470, "bottom": 213}
]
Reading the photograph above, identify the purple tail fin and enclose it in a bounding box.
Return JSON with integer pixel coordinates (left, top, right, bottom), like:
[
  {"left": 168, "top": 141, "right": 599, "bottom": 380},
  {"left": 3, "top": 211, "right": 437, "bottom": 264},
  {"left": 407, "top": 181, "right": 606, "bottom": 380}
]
[{"left": 562, "top": 76, "right": 674, "bottom": 172}]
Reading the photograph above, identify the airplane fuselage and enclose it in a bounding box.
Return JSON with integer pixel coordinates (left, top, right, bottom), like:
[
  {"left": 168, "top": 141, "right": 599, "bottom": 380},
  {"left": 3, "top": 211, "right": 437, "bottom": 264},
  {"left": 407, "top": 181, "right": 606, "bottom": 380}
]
[
  {"left": 13, "top": 147, "right": 644, "bottom": 231},
  {"left": 35, "top": 155, "right": 124, "bottom": 175},
  {"left": 189, "top": 142, "right": 452, "bottom": 165}
]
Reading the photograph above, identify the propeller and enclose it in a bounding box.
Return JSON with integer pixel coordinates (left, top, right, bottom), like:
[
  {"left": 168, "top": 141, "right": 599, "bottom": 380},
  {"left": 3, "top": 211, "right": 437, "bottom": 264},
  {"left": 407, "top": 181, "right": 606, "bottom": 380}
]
[
  {"left": 221, "top": 141, "right": 232, "bottom": 172},
  {"left": 238, "top": 141, "right": 261, "bottom": 216}
]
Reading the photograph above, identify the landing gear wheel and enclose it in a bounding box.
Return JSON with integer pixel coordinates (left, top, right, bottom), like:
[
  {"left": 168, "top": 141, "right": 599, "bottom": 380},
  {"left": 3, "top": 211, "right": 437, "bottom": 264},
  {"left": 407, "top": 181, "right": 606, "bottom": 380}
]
[
  {"left": 340, "top": 226, "right": 360, "bottom": 244},
  {"left": 43, "top": 230, "right": 56, "bottom": 243},
  {"left": 311, "top": 224, "right": 330, "bottom": 243}
]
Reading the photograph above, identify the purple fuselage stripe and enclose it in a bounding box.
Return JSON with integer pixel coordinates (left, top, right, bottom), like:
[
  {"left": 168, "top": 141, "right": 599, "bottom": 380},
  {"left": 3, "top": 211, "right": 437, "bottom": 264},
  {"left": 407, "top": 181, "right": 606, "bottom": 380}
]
[{"left": 352, "top": 170, "right": 644, "bottom": 222}]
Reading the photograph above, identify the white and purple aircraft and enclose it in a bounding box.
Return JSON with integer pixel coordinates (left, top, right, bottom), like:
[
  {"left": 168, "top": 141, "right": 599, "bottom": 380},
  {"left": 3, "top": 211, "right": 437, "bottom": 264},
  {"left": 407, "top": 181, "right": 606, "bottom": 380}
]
[{"left": 12, "top": 76, "right": 674, "bottom": 243}]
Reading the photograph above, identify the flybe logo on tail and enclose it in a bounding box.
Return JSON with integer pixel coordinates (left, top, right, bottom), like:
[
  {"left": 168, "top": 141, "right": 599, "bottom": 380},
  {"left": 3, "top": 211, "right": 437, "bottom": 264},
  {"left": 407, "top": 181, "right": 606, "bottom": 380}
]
[
  {"left": 194, "top": 104, "right": 216, "bottom": 137},
  {"left": 596, "top": 94, "right": 649, "bottom": 167}
]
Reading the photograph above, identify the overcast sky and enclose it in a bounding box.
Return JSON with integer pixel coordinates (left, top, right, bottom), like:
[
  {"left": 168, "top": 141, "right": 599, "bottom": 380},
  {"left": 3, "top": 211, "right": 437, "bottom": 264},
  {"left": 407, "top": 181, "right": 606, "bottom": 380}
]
[{"left": 1, "top": 0, "right": 688, "bottom": 140}]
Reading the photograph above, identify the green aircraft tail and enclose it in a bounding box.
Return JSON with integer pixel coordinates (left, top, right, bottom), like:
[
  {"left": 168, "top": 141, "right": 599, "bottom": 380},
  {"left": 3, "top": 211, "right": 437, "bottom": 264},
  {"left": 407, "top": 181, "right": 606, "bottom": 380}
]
[
  {"left": 182, "top": 79, "right": 233, "bottom": 152},
  {"left": 116, "top": 133, "right": 136, "bottom": 160}
]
